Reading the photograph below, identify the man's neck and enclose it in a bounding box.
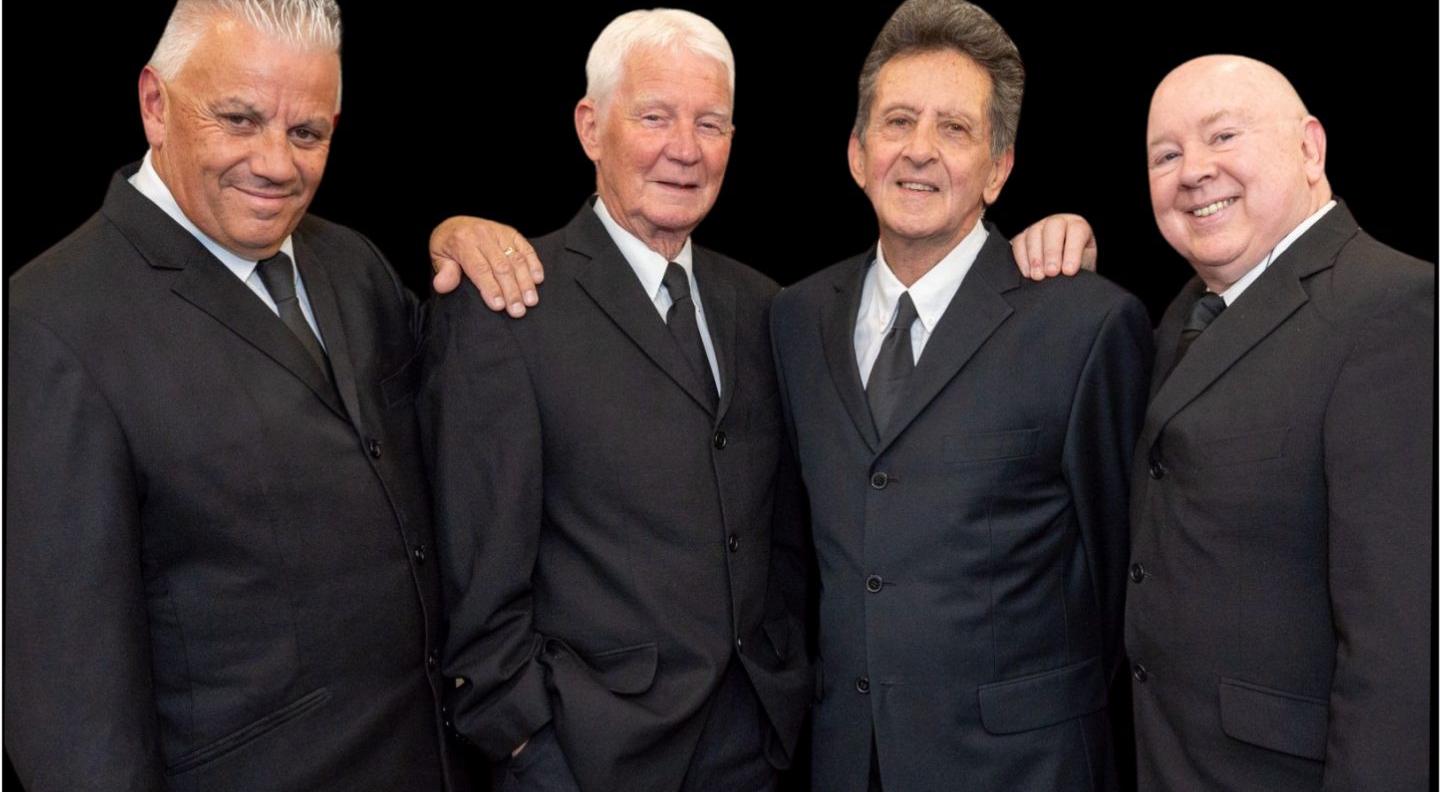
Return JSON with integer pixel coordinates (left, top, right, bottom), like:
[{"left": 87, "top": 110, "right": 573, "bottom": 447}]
[{"left": 879, "top": 221, "right": 979, "bottom": 288}]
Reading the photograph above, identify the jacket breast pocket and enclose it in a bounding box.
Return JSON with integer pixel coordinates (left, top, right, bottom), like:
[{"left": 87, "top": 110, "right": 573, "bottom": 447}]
[
  {"left": 1218, "top": 677, "right": 1327, "bottom": 761},
  {"left": 976, "top": 656, "right": 1106, "bottom": 734},
  {"left": 379, "top": 351, "right": 422, "bottom": 409},
  {"left": 1193, "top": 426, "right": 1289, "bottom": 468},
  {"left": 945, "top": 427, "right": 1040, "bottom": 464}
]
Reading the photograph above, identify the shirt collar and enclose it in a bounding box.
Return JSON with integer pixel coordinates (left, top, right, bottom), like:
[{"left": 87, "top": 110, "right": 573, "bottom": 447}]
[
  {"left": 593, "top": 195, "right": 694, "bottom": 301},
  {"left": 129, "top": 149, "right": 295, "bottom": 281},
  {"left": 1219, "top": 200, "right": 1336, "bottom": 305},
  {"left": 869, "top": 221, "right": 988, "bottom": 331}
]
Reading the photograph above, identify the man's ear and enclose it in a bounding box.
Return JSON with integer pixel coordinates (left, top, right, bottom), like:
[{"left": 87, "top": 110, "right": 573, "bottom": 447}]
[
  {"left": 575, "top": 98, "right": 602, "bottom": 163},
  {"left": 138, "top": 66, "right": 168, "bottom": 149},
  {"left": 1299, "top": 116, "right": 1326, "bottom": 185},
  {"left": 847, "top": 132, "right": 867, "bottom": 190},
  {"left": 982, "top": 146, "right": 1015, "bottom": 206}
]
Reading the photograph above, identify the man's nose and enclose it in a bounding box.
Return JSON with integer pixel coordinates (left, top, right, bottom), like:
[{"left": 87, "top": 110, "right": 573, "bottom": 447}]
[
  {"left": 663, "top": 121, "right": 703, "bottom": 166},
  {"left": 1178, "top": 148, "right": 1216, "bottom": 188},
  {"left": 249, "top": 128, "right": 299, "bottom": 184},
  {"left": 901, "top": 124, "right": 939, "bottom": 165}
]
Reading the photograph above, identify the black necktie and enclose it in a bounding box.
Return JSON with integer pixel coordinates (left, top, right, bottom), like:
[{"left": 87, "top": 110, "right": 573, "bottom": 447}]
[
  {"left": 866, "top": 291, "right": 919, "bottom": 435},
  {"left": 256, "top": 252, "right": 331, "bottom": 381},
  {"left": 1173, "top": 291, "right": 1227, "bottom": 368},
  {"left": 662, "top": 262, "right": 718, "bottom": 409}
]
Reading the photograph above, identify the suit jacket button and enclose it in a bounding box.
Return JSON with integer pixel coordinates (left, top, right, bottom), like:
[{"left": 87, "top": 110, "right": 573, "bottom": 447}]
[
  {"left": 865, "top": 575, "right": 884, "bottom": 593},
  {"left": 727, "top": 534, "right": 740, "bottom": 552},
  {"left": 427, "top": 650, "right": 439, "bottom": 672},
  {"left": 366, "top": 437, "right": 383, "bottom": 459},
  {"left": 413, "top": 544, "right": 427, "bottom": 564},
  {"left": 1148, "top": 457, "right": 1165, "bottom": 479},
  {"left": 1129, "top": 562, "right": 1146, "bottom": 583},
  {"left": 870, "top": 472, "right": 889, "bottom": 489},
  {"left": 855, "top": 676, "right": 871, "bottom": 694},
  {"left": 713, "top": 430, "right": 727, "bottom": 450},
  {"left": 1132, "top": 662, "right": 1149, "bottom": 682}
]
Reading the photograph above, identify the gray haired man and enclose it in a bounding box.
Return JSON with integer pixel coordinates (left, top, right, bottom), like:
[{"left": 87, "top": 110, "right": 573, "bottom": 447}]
[{"left": 6, "top": 2, "right": 470, "bottom": 789}]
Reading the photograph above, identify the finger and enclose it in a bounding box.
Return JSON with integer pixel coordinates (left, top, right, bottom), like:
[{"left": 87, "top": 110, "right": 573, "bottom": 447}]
[
  {"left": 517, "top": 236, "right": 544, "bottom": 284},
  {"left": 1061, "top": 219, "right": 1087, "bottom": 276},
  {"left": 1080, "top": 238, "right": 1098, "bottom": 272},
  {"left": 431, "top": 256, "right": 463, "bottom": 295},
  {"left": 1023, "top": 223, "right": 1046, "bottom": 280},
  {"left": 1010, "top": 234, "right": 1030, "bottom": 278},
  {"left": 1041, "top": 216, "right": 1067, "bottom": 276},
  {"left": 473, "top": 232, "right": 527, "bottom": 316}
]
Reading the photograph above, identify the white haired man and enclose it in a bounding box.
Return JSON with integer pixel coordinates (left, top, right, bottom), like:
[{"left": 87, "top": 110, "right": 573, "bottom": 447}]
[
  {"left": 418, "top": 10, "right": 812, "bottom": 792},
  {"left": 6, "top": 2, "right": 470, "bottom": 790}
]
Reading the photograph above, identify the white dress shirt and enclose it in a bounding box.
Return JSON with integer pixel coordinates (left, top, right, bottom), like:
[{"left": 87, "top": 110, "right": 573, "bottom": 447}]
[
  {"left": 593, "top": 196, "right": 721, "bottom": 393},
  {"left": 129, "top": 150, "right": 325, "bottom": 345},
  {"left": 1219, "top": 200, "right": 1337, "bottom": 305},
  {"left": 854, "top": 221, "right": 989, "bottom": 385}
]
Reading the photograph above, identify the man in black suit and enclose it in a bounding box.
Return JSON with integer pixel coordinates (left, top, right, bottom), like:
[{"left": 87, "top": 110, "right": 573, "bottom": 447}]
[
  {"left": 769, "top": 2, "right": 1152, "bottom": 790},
  {"left": 417, "top": 10, "right": 812, "bottom": 792},
  {"left": 6, "top": 2, "right": 467, "bottom": 790},
  {"left": 1124, "top": 55, "right": 1433, "bottom": 790}
]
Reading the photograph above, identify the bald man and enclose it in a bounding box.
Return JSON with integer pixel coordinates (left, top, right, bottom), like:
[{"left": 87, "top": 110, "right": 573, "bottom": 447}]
[{"left": 1122, "top": 56, "right": 1433, "bottom": 790}]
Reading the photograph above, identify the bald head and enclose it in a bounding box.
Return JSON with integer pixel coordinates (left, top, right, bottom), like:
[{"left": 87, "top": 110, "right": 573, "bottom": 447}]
[{"left": 1146, "top": 55, "right": 1331, "bottom": 290}]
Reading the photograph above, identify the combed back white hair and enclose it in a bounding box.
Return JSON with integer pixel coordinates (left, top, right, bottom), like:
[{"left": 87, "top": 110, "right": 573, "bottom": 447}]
[
  {"left": 149, "top": 0, "right": 343, "bottom": 106},
  {"left": 585, "top": 9, "right": 735, "bottom": 110}
]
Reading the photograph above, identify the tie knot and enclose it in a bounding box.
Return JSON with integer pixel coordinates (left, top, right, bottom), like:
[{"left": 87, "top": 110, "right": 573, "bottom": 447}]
[
  {"left": 1184, "top": 292, "right": 1227, "bottom": 334},
  {"left": 891, "top": 291, "right": 918, "bottom": 333},
  {"left": 662, "top": 261, "right": 691, "bottom": 303},
  {"left": 257, "top": 252, "right": 297, "bottom": 303}
]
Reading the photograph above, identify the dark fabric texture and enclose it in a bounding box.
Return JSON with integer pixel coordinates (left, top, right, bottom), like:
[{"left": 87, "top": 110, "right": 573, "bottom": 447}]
[
  {"left": 771, "top": 225, "right": 1153, "bottom": 792},
  {"left": 1127, "top": 201, "right": 1435, "bottom": 791},
  {"left": 5, "top": 166, "right": 468, "bottom": 792}
]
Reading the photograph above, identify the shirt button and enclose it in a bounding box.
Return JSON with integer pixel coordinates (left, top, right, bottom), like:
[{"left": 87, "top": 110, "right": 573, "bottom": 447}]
[
  {"left": 855, "top": 676, "right": 871, "bottom": 694},
  {"left": 413, "top": 544, "right": 427, "bottom": 564},
  {"left": 1129, "top": 563, "right": 1146, "bottom": 583},
  {"left": 713, "top": 430, "right": 728, "bottom": 450},
  {"left": 1132, "top": 662, "right": 1149, "bottom": 683},
  {"left": 865, "top": 575, "right": 884, "bottom": 593},
  {"left": 870, "top": 472, "right": 889, "bottom": 489},
  {"left": 366, "top": 437, "right": 383, "bottom": 459},
  {"left": 727, "top": 534, "right": 740, "bottom": 552}
]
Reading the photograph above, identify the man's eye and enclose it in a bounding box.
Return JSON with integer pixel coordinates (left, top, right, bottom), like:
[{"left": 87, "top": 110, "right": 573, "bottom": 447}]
[
  {"left": 887, "top": 117, "right": 911, "bottom": 128},
  {"left": 1212, "top": 131, "right": 1237, "bottom": 144},
  {"left": 944, "top": 122, "right": 967, "bottom": 134},
  {"left": 1151, "top": 151, "right": 1180, "bottom": 167},
  {"left": 291, "top": 127, "right": 321, "bottom": 143},
  {"left": 220, "top": 114, "right": 255, "bottom": 128}
]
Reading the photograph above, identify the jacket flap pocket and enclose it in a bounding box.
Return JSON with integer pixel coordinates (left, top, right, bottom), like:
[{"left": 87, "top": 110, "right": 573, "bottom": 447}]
[
  {"left": 585, "top": 642, "right": 659, "bottom": 695},
  {"left": 1218, "top": 677, "right": 1327, "bottom": 761},
  {"left": 945, "top": 428, "right": 1040, "bottom": 463},
  {"left": 380, "top": 351, "right": 422, "bottom": 408},
  {"left": 1195, "top": 426, "right": 1289, "bottom": 467},
  {"left": 166, "top": 687, "right": 332, "bottom": 775},
  {"left": 977, "top": 656, "right": 1106, "bottom": 735}
]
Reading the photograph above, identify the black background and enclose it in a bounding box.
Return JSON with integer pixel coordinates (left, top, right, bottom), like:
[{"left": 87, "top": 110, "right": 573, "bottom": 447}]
[{"left": 4, "top": 2, "right": 1436, "bottom": 791}]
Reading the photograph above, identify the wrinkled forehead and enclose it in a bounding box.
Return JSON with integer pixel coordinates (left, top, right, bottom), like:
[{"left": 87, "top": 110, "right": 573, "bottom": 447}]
[{"left": 616, "top": 46, "right": 732, "bottom": 106}]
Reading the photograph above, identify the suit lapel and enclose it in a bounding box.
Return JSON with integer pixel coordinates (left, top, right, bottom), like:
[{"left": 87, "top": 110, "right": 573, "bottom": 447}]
[
  {"left": 293, "top": 233, "right": 364, "bottom": 430},
  {"left": 1139, "top": 202, "right": 1359, "bottom": 450},
  {"left": 693, "top": 251, "right": 738, "bottom": 423},
  {"left": 567, "top": 208, "right": 718, "bottom": 418},
  {"left": 820, "top": 252, "right": 880, "bottom": 452},
  {"left": 100, "top": 167, "right": 349, "bottom": 420},
  {"left": 875, "top": 229, "right": 1016, "bottom": 456}
]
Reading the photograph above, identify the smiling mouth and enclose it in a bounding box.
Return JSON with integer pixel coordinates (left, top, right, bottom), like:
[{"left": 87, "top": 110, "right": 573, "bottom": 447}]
[
  {"left": 897, "top": 181, "right": 939, "bottom": 193},
  {"left": 1190, "top": 198, "right": 1236, "bottom": 217},
  {"left": 654, "top": 180, "right": 700, "bottom": 191}
]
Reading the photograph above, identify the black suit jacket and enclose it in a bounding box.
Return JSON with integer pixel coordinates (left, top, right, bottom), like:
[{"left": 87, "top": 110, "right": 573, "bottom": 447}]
[
  {"left": 771, "top": 226, "right": 1153, "bottom": 792},
  {"left": 418, "top": 205, "right": 811, "bottom": 792},
  {"left": 1126, "top": 202, "right": 1434, "bottom": 790},
  {"left": 5, "top": 168, "right": 466, "bottom": 792}
]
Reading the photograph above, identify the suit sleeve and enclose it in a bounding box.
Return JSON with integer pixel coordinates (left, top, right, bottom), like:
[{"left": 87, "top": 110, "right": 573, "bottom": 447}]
[
  {"left": 417, "top": 288, "right": 552, "bottom": 760},
  {"left": 1319, "top": 273, "right": 1433, "bottom": 790},
  {"left": 1061, "top": 294, "right": 1154, "bottom": 679},
  {"left": 4, "top": 311, "right": 164, "bottom": 791}
]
